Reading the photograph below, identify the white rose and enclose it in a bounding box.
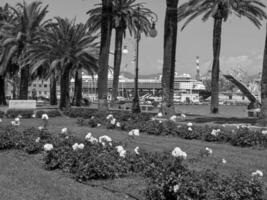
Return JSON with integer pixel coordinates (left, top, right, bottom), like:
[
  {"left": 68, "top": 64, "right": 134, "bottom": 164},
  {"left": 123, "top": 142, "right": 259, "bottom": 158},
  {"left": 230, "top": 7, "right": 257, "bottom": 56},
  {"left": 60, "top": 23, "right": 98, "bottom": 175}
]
[
  {"left": 110, "top": 118, "right": 116, "bottom": 125},
  {"left": 85, "top": 132, "right": 92, "bottom": 140},
  {"left": 205, "top": 147, "right": 212, "bottom": 155},
  {"left": 35, "top": 137, "right": 40, "bottom": 143},
  {"left": 44, "top": 144, "right": 53, "bottom": 151},
  {"left": 222, "top": 158, "right": 227, "bottom": 164},
  {"left": 72, "top": 143, "right": 79, "bottom": 151},
  {"left": 61, "top": 127, "right": 68, "bottom": 134},
  {"left": 42, "top": 114, "right": 49, "bottom": 120},
  {"left": 157, "top": 112, "right": 163, "bottom": 118},
  {"left": 187, "top": 122, "right": 192, "bottom": 127},
  {"left": 171, "top": 147, "right": 187, "bottom": 159},
  {"left": 134, "top": 146, "right": 140, "bottom": 155},
  {"left": 252, "top": 170, "right": 263, "bottom": 177},
  {"left": 78, "top": 143, "right": 84, "bottom": 150}
]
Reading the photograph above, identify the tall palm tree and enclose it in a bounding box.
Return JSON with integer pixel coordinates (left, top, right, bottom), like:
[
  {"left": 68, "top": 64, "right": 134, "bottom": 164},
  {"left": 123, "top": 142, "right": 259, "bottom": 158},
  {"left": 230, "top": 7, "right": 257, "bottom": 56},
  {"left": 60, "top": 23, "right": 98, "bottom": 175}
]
[
  {"left": 178, "top": 0, "right": 267, "bottom": 113},
  {"left": 161, "top": 0, "right": 179, "bottom": 116},
  {"left": 87, "top": 0, "right": 155, "bottom": 102},
  {"left": 0, "top": 1, "right": 49, "bottom": 100},
  {"left": 23, "top": 17, "right": 99, "bottom": 109},
  {"left": 259, "top": 23, "right": 267, "bottom": 125},
  {"left": 96, "top": 0, "right": 113, "bottom": 110}
]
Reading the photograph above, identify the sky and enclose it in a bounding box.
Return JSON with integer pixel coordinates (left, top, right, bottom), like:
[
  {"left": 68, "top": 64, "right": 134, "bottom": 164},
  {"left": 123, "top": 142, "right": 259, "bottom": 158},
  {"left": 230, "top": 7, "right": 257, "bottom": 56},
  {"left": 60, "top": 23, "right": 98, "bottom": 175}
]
[{"left": 2, "top": 0, "right": 267, "bottom": 77}]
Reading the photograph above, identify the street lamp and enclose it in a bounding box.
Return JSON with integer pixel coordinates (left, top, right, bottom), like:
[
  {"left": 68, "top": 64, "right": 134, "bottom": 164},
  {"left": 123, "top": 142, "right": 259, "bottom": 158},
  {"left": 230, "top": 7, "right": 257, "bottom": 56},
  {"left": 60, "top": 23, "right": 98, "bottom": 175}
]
[{"left": 132, "top": 6, "right": 158, "bottom": 113}]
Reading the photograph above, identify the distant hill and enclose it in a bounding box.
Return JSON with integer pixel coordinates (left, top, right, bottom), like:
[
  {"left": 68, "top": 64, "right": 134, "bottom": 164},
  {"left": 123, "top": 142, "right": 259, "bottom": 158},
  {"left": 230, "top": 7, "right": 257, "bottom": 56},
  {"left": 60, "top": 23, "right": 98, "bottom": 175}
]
[{"left": 121, "top": 71, "right": 160, "bottom": 79}]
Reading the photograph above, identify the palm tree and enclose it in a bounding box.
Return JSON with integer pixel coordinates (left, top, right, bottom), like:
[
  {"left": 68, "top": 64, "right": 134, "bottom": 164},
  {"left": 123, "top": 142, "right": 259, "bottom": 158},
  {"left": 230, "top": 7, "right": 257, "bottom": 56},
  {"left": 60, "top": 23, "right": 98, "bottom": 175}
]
[
  {"left": 161, "top": 0, "right": 179, "bottom": 117},
  {"left": 0, "top": 1, "right": 49, "bottom": 100},
  {"left": 178, "top": 0, "right": 267, "bottom": 114},
  {"left": 259, "top": 23, "right": 267, "bottom": 125},
  {"left": 23, "top": 17, "right": 99, "bottom": 109},
  {"left": 87, "top": 0, "right": 155, "bottom": 103},
  {"left": 95, "top": 0, "right": 113, "bottom": 110}
]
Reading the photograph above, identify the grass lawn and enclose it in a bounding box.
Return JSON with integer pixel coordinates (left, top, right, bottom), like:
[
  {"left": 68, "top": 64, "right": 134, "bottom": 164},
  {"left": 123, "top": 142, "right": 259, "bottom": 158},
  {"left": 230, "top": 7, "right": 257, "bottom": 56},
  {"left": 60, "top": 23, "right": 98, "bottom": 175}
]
[{"left": 0, "top": 116, "right": 267, "bottom": 199}]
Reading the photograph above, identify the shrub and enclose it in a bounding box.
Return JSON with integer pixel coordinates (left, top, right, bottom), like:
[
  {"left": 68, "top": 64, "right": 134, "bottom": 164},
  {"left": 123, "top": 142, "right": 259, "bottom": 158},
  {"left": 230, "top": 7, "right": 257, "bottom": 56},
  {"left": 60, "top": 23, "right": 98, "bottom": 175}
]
[
  {"left": 6, "top": 109, "right": 34, "bottom": 118},
  {"left": 230, "top": 127, "right": 261, "bottom": 147},
  {"left": 0, "top": 111, "right": 4, "bottom": 118},
  {"left": 36, "top": 110, "right": 61, "bottom": 118}
]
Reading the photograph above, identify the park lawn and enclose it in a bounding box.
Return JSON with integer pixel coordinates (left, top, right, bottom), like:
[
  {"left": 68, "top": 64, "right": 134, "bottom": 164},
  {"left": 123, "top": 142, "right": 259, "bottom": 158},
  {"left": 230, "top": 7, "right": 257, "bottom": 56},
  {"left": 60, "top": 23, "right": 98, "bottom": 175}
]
[{"left": 0, "top": 116, "right": 267, "bottom": 199}]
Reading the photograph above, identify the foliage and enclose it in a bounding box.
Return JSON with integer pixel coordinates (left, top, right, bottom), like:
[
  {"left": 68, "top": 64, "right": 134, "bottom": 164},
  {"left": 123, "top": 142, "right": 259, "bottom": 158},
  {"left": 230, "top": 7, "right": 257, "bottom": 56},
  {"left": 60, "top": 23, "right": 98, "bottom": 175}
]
[
  {"left": 36, "top": 110, "right": 61, "bottom": 118},
  {"left": 0, "top": 111, "right": 4, "bottom": 118},
  {"left": 5, "top": 109, "right": 34, "bottom": 118}
]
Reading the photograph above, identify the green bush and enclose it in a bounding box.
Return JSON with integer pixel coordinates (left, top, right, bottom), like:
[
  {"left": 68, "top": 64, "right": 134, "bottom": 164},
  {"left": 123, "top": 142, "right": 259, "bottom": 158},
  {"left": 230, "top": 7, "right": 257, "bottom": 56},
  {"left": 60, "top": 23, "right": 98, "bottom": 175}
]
[
  {"left": 36, "top": 110, "right": 61, "bottom": 118},
  {"left": 0, "top": 111, "right": 4, "bottom": 118},
  {"left": 6, "top": 109, "right": 34, "bottom": 118}
]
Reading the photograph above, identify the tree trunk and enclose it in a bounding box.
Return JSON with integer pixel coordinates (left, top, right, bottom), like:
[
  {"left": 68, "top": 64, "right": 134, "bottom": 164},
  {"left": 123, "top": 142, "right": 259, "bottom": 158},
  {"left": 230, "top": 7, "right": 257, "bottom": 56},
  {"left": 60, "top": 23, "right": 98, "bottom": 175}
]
[
  {"left": 0, "top": 75, "right": 7, "bottom": 105},
  {"left": 112, "top": 27, "right": 124, "bottom": 102},
  {"left": 210, "top": 18, "right": 222, "bottom": 114},
  {"left": 73, "top": 69, "right": 83, "bottom": 107},
  {"left": 97, "top": 0, "right": 113, "bottom": 111},
  {"left": 50, "top": 71, "right": 57, "bottom": 105},
  {"left": 161, "top": 0, "right": 179, "bottom": 117},
  {"left": 258, "top": 24, "right": 267, "bottom": 125},
  {"left": 59, "top": 64, "right": 71, "bottom": 109},
  {"left": 19, "top": 65, "right": 29, "bottom": 100}
]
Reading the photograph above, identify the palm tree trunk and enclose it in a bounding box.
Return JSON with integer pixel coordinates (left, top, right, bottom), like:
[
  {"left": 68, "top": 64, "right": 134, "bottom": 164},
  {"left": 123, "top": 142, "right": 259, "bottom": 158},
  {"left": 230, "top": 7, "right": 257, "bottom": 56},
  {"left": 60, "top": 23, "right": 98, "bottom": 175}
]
[
  {"left": 50, "top": 71, "right": 57, "bottom": 105},
  {"left": 19, "top": 65, "right": 29, "bottom": 100},
  {"left": 112, "top": 27, "right": 124, "bottom": 102},
  {"left": 161, "top": 0, "right": 179, "bottom": 117},
  {"left": 0, "top": 75, "right": 7, "bottom": 105},
  {"left": 59, "top": 64, "right": 71, "bottom": 109},
  {"left": 259, "top": 24, "right": 267, "bottom": 125},
  {"left": 73, "top": 69, "right": 82, "bottom": 107},
  {"left": 97, "top": 0, "right": 113, "bottom": 111},
  {"left": 210, "top": 18, "right": 222, "bottom": 114}
]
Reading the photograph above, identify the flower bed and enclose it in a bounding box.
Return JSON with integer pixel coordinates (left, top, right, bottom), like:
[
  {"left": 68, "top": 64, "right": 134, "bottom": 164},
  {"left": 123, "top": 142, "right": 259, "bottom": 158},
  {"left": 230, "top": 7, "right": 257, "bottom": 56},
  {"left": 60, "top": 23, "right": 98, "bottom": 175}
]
[
  {"left": 75, "top": 111, "right": 267, "bottom": 149},
  {"left": 0, "top": 124, "right": 264, "bottom": 200}
]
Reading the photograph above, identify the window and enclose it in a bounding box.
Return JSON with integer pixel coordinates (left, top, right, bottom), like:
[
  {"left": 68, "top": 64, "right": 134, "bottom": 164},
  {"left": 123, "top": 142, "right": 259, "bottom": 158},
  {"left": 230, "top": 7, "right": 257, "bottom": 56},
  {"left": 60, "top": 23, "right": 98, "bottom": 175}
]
[
  {"left": 33, "top": 84, "right": 36, "bottom": 87},
  {"left": 39, "top": 84, "right": 42, "bottom": 87},
  {"left": 39, "top": 91, "right": 42, "bottom": 95},
  {"left": 44, "top": 91, "right": 47, "bottom": 95},
  {"left": 44, "top": 84, "right": 47, "bottom": 88}
]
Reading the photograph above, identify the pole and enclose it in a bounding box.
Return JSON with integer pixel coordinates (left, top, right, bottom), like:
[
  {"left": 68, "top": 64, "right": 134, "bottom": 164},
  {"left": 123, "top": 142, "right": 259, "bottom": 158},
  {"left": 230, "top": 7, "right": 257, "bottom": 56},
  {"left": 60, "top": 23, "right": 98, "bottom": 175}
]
[{"left": 132, "top": 6, "right": 141, "bottom": 113}]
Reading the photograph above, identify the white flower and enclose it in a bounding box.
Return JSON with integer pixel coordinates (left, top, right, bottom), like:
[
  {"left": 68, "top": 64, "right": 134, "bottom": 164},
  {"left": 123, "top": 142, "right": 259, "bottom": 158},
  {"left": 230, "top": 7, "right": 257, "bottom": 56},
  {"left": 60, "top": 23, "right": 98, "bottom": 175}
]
[
  {"left": 119, "top": 149, "right": 126, "bottom": 158},
  {"left": 151, "top": 117, "right": 155, "bottom": 121},
  {"left": 44, "top": 144, "right": 53, "bottom": 151},
  {"left": 129, "top": 129, "right": 140, "bottom": 136},
  {"left": 252, "top": 170, "right": 263, "bottom": 177},
  {"left": 110, "top": 118, "right": 116, "bottom": 125},
  {"left": 91, "top": 116, "right": 95, "bottom": 119},
  {"left": 159, "top": 120, "right": 162, "bottom": 124},
  {"left": 134, "top": 146, "right": 140, "bottom": 155},
  {"left": 88, "top": 136, "right": 98, "bottom": 144},
  {"left": 32, "top": 114, "right": 36, "bottom": 118},
  {"left": 35, "top": 137, "right": 40, "bottom": 143},
  {"left": 170, "top": 115, "right": 177, "bottom": 121},
  {"left": 181, "top": 113, "right": 186, "bottom": 118},
  {"left": 187, "top": 122, "right": 192, "bottom": 127},
  {"left": 222, "top": 158, "right": 227, "bottom": 164},
  {"left": 262, "top": 130, "right": 267, "bottom": 135},
  {"left": 106, "top": 114, "right": 113, "bottom": 120},
  {"left": 0, "top": 119, "right": 2, "bottom": 123},
  {"left": 171, "top": 147, "right": 187, "bottom": 159},
  {"left": 173, "top": 184, "right": 180, "bottom": 193},
  {"left": 38, "top": 126, "right": 43, "bottom": 131},
  {"left": 78, "top": 143, "right": 84, "bottom": 150},
  {"left": 85, "top": 132, "right": 92, "bottom": 140},
  {"left": 188, "top": 127, "right": 192, "bottom": 131},
  {"left": 157, "top": 112, "right": 163, "bottom": 118},
  {"left": 211, "top": 129, "right": 220, "bottom": 137},
  {"left": 17, "top": 114, "right": 22, "bottom": 119},
  {"left": 72, "top": 143, "right": 79, "bottom": 151},
  {"left": 97, "top": 123, "right": 101, "bottom": 127},
  {"left": 99, "top": 135, "right": 112, "bottom": 146},
  {"left": 205, "top": 147, "right": 213, "bottom": 155},
  {"left": 116, "top": 122, "right": 121, "bottom": 127},
  {"left": 12, "top": 120, "right": 20, "bottom": 126},
  {"left": 42, "top": 114, "right": 49, "bottom": 120},
  {"left": 15, "top": 117, "right": 20, "bottom": 122},
  {"left": 11, "top": 121, "right": 15, "bottom": 125},
  {"left": 61, "top": 127, "right": 68, "bottom": 134},
  {"left": 115, "top": 145, "right": 124, "bottom": 153}
]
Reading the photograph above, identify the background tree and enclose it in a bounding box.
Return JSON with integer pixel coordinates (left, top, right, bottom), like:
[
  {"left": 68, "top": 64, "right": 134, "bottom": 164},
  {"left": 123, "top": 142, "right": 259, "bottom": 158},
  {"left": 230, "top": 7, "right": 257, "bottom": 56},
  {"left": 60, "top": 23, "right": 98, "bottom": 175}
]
[
  {"left": 0, "top": 1, "right": 49, "bottom": 100},
  {"left": 178, "top": 0, "right": 267, "bottom": 114},
  {"left": 87, "top": 0, "right": 155, "bottom": 102},
  {"left": 161, "top": 0, "right": 179, "bottom": 117},
  {"left": 23, "top": 17, "right": 99, "bottom": 109}
]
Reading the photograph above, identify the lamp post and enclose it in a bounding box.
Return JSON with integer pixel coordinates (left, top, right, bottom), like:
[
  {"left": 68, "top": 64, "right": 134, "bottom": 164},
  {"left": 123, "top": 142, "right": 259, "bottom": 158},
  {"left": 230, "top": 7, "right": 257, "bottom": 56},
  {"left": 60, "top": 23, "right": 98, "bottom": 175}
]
[{"left": 132, "top": 6, "right": 158, "bottom": 113}]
